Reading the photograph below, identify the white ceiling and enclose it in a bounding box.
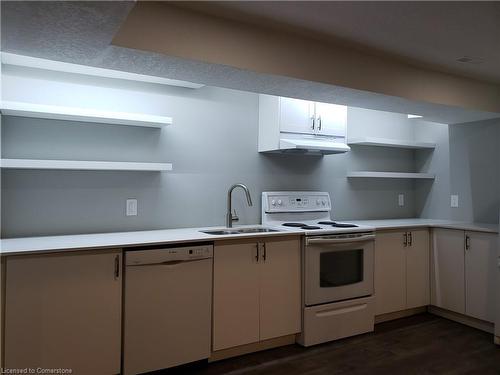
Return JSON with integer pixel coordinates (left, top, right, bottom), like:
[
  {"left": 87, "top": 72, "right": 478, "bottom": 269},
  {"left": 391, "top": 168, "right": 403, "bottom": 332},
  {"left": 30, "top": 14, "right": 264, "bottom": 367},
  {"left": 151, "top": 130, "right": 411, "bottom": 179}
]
[
  {"left": 1, "top": 1, "right": 499, "bottom": 125},
  {"left": 180, "top": 1, "right": 500, "bottom": 84}
]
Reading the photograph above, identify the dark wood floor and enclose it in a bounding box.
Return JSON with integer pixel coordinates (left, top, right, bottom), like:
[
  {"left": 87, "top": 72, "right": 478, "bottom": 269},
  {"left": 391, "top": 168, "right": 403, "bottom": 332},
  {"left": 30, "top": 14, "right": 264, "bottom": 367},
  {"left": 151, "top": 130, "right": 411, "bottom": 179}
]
[{"left": 159, "top": 314, "right": 500, "bottom": 375}]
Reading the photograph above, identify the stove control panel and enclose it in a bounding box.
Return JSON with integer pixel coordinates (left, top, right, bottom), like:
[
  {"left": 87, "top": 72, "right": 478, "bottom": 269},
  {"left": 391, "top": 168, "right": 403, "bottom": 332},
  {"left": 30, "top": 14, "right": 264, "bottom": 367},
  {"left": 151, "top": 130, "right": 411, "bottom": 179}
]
[{"left": 263, "top": 192, "right": 331, "bottom": 212}]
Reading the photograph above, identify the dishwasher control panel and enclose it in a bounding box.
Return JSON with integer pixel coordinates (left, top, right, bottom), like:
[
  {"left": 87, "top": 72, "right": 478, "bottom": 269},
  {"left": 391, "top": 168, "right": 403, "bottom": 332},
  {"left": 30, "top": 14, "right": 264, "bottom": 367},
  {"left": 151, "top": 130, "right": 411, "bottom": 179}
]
[
  {"left": 126, "top": 245, "right": 213, "bottom": 266},
  {"left": 185, "top": 245, "right": 213, "bottom": 259}
]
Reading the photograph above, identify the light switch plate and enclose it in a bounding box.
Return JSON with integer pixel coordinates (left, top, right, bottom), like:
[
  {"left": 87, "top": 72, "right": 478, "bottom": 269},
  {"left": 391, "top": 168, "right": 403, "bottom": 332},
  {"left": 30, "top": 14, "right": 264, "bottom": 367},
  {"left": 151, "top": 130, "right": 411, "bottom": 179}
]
[
  {"left": 451, "top": 195, "right": 459, "bottom": 208},
  {"left": 126, "top": 199, "right": 138, "bottom": 216},
  {"left": 398, "top": 194, "right": 405, "bottom": 207}
]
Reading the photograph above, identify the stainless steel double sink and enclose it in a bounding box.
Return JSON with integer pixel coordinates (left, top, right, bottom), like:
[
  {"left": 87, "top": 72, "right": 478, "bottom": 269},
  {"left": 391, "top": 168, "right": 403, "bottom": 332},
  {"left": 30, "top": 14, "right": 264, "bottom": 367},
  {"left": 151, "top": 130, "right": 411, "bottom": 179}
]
[{"left": 200, "top": 227, "right": 280, "bottom": 235}]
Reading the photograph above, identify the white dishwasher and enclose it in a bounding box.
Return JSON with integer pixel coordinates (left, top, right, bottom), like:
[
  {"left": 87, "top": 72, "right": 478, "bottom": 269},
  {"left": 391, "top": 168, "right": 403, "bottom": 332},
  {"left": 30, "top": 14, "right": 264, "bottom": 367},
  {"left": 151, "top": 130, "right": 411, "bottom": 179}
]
[{"left": 123, "top": 244, "right": 213, "bottom": 375}]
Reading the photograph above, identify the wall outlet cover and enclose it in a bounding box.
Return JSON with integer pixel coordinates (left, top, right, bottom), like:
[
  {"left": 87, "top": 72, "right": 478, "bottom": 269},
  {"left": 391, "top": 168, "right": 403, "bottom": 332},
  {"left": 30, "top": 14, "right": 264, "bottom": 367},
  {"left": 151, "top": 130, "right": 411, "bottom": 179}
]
[
  {"left": 126, "top": 199, "right": 138, "bottom": 216},
  {"left": 398, "top": 194, "right": 405, "bottom": 207},
  {"left": 451, "top": 195, "right": 459, "bottom": 208}
]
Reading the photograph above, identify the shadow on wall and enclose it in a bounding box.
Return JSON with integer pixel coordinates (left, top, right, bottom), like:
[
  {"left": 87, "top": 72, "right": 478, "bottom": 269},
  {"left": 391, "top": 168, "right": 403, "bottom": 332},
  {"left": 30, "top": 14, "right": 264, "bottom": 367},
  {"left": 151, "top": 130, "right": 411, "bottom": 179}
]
[
  {"left": 257, "top": 153, "right": 325, "bottom": 192},
  {"left": 346, "top": 178, "right": 414, "bottom": 193},
  {"left": 449, "top": 119, "right": 500, "bottom": 223},
  {"left": 259, "top": 152, "right": 324, "bottom": 175}
]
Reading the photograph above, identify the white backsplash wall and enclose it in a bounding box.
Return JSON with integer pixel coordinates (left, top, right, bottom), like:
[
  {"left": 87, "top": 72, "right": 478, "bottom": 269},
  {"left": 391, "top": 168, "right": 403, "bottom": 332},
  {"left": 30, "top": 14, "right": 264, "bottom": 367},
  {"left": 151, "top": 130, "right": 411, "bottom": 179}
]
[
  {"left": 1, "top": 66, "right": 418, "bottom": 237},
  {"left": 347, "top": 107, "right": 416, "bottom": 141},
  {"left": 414, "top": 121, "right": 452, "bottom": 220},
  {"left": 415, "top": 118, "right": 500, "bottom": 223}
]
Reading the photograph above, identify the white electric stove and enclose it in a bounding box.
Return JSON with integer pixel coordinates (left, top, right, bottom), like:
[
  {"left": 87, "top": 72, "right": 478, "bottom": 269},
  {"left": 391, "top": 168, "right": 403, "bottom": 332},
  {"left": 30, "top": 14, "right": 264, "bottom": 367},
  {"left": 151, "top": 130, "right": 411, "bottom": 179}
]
[
  {"left": 262, "top": 191, "right": 376, "bottom": 347},
  {"left": 261, "top": 191, "right": 374, "bottom": 235}
]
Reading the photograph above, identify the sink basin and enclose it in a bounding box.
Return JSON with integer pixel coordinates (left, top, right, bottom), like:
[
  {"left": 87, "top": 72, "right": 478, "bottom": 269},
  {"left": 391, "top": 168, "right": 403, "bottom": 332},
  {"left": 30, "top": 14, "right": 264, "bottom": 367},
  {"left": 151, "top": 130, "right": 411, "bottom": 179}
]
[
  {"left": 200, "top": 227, "right": 280, "bottom": 235},
  {"left": 201, "top": 230, "right": 241, "bottom": 235},
  {"left": 236, "top": 227, "right": 279, "bottom": 233}
]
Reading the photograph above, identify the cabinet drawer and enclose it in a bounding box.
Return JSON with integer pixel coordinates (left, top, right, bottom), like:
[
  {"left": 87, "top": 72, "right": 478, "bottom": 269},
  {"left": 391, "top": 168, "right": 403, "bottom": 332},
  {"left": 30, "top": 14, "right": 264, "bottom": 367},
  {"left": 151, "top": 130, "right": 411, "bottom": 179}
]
[{"left": 301, "top": 297, "right": 374, "bottom": 346}]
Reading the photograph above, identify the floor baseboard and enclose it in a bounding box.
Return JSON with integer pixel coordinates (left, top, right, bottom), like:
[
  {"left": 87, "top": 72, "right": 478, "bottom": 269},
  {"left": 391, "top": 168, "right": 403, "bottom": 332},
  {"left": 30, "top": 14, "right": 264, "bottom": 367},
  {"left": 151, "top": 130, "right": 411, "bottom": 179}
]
[
  {"left": 428, "top": 306, "right": 494, "bottom": 334},
  {"left": 375, "top": 306, "right": 427, "bottom": 324},
  {"left": 209, "top": 334, "right": 297, "bottom": 362}
]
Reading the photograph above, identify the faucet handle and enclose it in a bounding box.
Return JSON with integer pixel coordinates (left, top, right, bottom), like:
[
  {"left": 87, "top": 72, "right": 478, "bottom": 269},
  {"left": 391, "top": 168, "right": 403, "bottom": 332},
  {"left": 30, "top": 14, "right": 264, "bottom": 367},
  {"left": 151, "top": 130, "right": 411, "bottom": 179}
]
[{"left": 232, "top": 209, "right": 239, "bottom": 222}]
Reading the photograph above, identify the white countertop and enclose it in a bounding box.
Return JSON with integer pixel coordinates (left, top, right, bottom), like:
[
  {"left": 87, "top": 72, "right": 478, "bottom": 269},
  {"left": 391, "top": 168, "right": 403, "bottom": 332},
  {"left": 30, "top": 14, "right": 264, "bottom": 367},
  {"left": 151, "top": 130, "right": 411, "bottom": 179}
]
[
  {"left": 1, "top": 219, "right": 497, "bottom": 256},
  {"left": 0, "top": 225, "right": 303, "bottom": 256},
  {"left": 349, "top": 218, "right": 499, "bottom": 234}
]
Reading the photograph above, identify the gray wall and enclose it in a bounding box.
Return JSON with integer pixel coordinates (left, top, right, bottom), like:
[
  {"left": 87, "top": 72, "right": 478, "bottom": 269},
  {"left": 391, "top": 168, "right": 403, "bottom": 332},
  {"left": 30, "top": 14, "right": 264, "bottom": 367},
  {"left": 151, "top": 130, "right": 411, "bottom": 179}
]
[
  {"left": 416, "top": 118, "right": 500, "bottom": 223},
  {"left": 2, "top": 63, "right": 499, "bottom": 238},
  {"left": 1, "top": 78, "right": 418, "bottom": 237}
]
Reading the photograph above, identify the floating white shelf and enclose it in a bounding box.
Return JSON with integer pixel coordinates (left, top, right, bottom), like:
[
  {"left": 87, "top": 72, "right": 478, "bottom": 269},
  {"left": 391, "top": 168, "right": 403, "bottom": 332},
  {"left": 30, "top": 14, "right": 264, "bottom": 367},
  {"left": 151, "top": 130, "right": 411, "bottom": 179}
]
[
  {"left": 348, "top": 137, "right": 436, "bottom": 150},
  {"left": 0, "top": 159, "right": 172, "bottom": 172},
  {"left": 2, "top": 52, "right": 205, "bottom": 89},
  {"left": 347, "top": 171, "right": 435, "bottom": 179},
  {"left": 0, "top": 101, "right": 173, "bottom": 128}
]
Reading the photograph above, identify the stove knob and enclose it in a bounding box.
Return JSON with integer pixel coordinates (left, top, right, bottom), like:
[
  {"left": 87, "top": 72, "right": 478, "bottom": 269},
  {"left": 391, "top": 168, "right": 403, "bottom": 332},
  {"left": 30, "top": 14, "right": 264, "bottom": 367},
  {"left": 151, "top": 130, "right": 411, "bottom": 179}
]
[
  {"left": 277, "top": 199, "right": 283, "bottom": 206},
  {"left": 271, "top": 199, "right": 276, "bottom": 206},
  {"left": 322, "top": 200, "right": 326, "bottom": 206},
  {"left": 316, "top": 199, "right": 321, "bottom": 205}
]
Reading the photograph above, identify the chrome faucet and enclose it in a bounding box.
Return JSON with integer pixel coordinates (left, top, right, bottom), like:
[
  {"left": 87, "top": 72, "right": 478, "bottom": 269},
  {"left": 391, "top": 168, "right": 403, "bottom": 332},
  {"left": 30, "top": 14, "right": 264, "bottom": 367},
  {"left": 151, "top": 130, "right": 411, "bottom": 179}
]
[{"left": 226, "top": 183, "right": 253, "bottom": 228}]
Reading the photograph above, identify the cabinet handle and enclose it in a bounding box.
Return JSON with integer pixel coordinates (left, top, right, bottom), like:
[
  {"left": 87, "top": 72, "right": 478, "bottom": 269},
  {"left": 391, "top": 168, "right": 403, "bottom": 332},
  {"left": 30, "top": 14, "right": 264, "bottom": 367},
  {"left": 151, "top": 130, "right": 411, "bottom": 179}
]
[
  {"left": 318, "top": 116, "right": 322, "bottom": 131},
  {"left": 310, "top": 117, "right": 315, "bottom": 130},
  {"left": 114, "top": 255, "right": 120, "bottom": 280},
  {"left": 408, "top": 232, "right": 413, "bottom": 247},
  {"left": 263, "top": 242, "right": 267, "bottom": 262},
  {"left": 255, "top": 244, "right": 259, "bottom": 262},
  {"left": 403, "top": 232, "right": 408, "bottom": 247},
  {"left": 465, "top": 235, "right": 471, "bottom": 250}
]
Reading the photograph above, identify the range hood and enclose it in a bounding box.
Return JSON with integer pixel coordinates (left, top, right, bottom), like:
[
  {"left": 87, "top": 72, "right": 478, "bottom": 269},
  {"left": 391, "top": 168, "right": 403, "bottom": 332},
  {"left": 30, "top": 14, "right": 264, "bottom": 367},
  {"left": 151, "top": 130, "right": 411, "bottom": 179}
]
[{"left": 279, "top": 137, "right": 351, "bottom": 155}]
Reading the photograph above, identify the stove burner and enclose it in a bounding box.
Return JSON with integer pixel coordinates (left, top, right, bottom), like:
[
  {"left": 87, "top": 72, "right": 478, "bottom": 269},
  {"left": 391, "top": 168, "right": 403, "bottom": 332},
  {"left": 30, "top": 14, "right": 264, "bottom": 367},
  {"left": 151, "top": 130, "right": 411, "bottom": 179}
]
[
  {"left": 282, "top": 223, "right": 307, "bottom": 227},
  {"left": 333, "top": 223, "right": 358, "bottom": 228},
  {"left": 318, "top": 221, "right": 359, "bottom": 228},
  {"left": 282, "top": 223, "right": 321, "bottom": 230}
]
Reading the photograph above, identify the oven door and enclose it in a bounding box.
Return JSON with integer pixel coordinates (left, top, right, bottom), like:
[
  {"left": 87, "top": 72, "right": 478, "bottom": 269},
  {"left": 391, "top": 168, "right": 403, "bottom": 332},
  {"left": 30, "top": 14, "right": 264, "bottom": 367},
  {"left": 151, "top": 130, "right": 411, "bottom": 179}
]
[{"left": 304, "top": 234, "right": 375, "bottom": 306}]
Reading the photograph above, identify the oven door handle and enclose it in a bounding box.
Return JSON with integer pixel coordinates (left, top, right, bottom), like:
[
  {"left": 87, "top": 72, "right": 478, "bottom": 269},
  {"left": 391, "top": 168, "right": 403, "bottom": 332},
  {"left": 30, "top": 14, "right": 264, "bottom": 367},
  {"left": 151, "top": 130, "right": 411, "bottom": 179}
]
[{"left": 306, "top": 234, "right": 375, "bottom": 245}]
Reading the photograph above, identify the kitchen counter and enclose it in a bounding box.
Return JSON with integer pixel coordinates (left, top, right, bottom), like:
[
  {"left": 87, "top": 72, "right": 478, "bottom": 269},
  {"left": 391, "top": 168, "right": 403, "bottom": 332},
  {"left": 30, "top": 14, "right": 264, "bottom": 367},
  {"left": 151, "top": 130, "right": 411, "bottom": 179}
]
[
  {"left": 1, "top": 219, "right": 497, "bottom": 256},
  {"left": 350, "top": 218, "right": 498, "bottom": 234},
  {"left": 0, "top": 225, "right": 303, "bottom": 256}
]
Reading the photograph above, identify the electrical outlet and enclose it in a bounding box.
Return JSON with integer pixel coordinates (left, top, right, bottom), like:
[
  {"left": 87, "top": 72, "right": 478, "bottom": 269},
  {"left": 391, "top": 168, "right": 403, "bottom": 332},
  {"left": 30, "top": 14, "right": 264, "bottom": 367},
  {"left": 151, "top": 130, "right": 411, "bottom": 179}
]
[
  {"left": 451, "top": 195, "right": 459, "bottom": 208},
  {"left": 398, "top": 194, "right": 405, "bottom": 207},
  {"left": 126, "top": 199, "right": 138, "bottom": 216}
]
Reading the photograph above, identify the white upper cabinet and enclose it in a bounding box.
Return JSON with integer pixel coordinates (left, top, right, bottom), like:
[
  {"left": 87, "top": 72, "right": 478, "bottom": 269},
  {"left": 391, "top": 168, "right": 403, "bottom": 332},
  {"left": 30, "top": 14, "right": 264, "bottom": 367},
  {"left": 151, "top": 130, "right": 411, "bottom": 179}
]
[
  {"left": 279, "top": 97, "right": 315, "bottom": 134},
  {"left": 279, "top": 98, "right": 346, "bottom": 137},
  {"left": 258, "top": 94, "right": 349, "bottom": 154},
  {"left": 314, "top": 102, "right": 347, "bottom": 137}
]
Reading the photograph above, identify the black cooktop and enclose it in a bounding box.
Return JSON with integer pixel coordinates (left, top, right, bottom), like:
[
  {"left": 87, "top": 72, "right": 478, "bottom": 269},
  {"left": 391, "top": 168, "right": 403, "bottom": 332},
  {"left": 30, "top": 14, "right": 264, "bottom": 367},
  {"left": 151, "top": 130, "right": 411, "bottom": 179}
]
[{"left": 317, "top": 221, "right": 359, "bottom": 228}]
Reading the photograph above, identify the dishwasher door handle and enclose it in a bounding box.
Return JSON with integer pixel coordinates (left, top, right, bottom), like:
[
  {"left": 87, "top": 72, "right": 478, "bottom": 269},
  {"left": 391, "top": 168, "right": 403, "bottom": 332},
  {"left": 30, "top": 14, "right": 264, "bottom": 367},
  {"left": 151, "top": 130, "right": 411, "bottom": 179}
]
[
  {"left": 127, "top": 258, "right": 207, "bottom": 267},
  {"left": 306, "top": 234, "right": 375, "bottom": 245}
]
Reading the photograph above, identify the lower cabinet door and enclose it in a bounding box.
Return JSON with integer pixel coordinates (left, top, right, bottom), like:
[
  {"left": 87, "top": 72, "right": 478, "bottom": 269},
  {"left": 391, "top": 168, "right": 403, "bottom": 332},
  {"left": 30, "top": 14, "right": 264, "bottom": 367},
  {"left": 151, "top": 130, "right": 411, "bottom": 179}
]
[
  {"left": 374, "top": 231, "right": 406, "bottom": 315},
  {"left": 4, "top": 250, "right": 122, "bottom": 375},
  {"left": 213, "top": 242, "right": 260, "bottom": 351},
  {"left": 259, "top": 239, "right": 301, "bottom": 340},
  {"left": 465, "top": 231, "right": 497, "bottom": 322},
  {"left": 431, "top": 228, "right": 465, "bottom": 314},
  {"left": 406, "top": 229, "right": 430, "bottom": 309}
]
